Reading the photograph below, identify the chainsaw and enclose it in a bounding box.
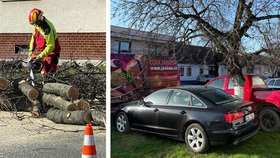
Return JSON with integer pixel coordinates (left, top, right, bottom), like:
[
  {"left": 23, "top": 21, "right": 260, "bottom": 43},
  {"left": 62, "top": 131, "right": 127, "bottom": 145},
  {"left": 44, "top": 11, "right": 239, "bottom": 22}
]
[{"left": 27, "top": 58, "right": 41, "bottom": 86}]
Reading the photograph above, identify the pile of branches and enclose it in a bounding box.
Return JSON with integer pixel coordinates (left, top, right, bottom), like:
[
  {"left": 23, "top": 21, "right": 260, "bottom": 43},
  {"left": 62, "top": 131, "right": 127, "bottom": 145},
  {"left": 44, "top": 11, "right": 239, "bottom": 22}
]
[{"left": 0, "top": 59, "right": 106, "bottom": 113}]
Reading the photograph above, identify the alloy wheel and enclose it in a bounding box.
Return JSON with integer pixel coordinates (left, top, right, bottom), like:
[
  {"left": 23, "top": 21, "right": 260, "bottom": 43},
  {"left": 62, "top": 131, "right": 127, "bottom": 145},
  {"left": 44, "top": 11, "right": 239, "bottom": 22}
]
[
  {"left": 187, "top": 127, "right": 204, "bottom": 150},
  {"left": 116, "top": 114, "right": 127, "bottom": 132}
]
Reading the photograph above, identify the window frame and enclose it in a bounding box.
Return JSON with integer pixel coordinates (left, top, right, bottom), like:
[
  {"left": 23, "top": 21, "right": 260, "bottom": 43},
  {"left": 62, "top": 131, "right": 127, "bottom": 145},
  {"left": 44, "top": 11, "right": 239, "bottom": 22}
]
[
  {"left": 113, "top": 41, "right": 131, "bottom": 54},
  {"left": 166, "top": 90, "right": 191, "bottom": 107},
  {"left": 207, "top": 78, "right": 225, "bottom": 90},
  {"left": 166, "top": 90, "right": 207, "bottom": 109},
  {"left": 144, "top": 89, "right": 171, "bottom": 105},
  {"left": 190, "top": 95, "right": 207, "bottom": 108},
  {"left": 187, "top": 66, "right": 192, "bottom": 76}
]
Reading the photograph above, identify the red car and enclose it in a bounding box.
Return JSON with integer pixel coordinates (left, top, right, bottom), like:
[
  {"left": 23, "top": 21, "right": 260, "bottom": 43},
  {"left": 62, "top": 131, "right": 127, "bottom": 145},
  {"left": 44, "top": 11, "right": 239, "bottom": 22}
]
[{"left": 206, "top": 74, "right": 280, "bottom": 132}]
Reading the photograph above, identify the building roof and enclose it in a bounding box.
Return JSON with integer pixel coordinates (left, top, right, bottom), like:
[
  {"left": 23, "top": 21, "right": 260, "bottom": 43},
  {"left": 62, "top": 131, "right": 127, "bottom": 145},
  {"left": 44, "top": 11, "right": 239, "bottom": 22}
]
[
  {"left": 176, "top": 44, "right": 223, "bottom": 65},
  {"left": 111, "top": 25, "right": 175, "bottom": 44}
]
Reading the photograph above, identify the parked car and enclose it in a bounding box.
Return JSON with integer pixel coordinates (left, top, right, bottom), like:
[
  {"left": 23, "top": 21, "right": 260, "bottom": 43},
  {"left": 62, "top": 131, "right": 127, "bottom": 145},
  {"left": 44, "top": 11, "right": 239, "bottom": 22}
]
[
  {"left": 266, "top": 78, "right": 280, "bottom": 89},
  {"left": 115, "top": 86, "right": 260, "bottom": 153},
  {"left": 196, "top": 74, "right": 216, "bottom": 83},
  {"left": 206, "top": 74, "right": 280, "bottom": 132}
]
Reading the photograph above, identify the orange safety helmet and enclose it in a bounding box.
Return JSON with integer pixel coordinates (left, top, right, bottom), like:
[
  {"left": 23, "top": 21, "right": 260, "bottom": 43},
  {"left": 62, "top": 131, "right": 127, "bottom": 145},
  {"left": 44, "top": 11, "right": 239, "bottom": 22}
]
[{"left": 28, "top": 8, "right": 44, "bottom": 24}]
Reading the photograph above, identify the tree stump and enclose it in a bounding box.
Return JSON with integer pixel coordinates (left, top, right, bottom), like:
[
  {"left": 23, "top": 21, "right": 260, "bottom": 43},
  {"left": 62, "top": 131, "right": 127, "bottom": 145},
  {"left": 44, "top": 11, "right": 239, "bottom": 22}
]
[
  {"left": 74, "top": 99, "right": 90, "bottom": 110},
  {"left": 46, "top": 108, "right": 92, "bottom": 125},
  {"left": 42, "top": 93, "right": 77, "bottom": 111},
  {"left": 42, "top": 83, "right": 79, "bottom": 100},
  {"left": 0, "top": 77, "right": 10, "bottom": 91},
  {"left": 18, "top": 80, "right": 38, "bottom": 101}
]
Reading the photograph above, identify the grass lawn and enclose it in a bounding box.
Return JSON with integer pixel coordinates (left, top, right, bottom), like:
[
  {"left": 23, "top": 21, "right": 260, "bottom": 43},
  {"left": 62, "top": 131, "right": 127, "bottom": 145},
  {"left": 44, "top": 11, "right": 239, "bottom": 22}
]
[{"left": 111, "top": 126, "right": 280, "bottom": 158}]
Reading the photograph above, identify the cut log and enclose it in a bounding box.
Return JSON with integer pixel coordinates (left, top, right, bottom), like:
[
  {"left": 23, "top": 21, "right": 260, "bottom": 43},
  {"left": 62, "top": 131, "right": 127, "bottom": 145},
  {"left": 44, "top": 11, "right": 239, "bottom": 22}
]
[
  {"left": 0, "top": 77, "right": 10, "bottom": 91},
  {"left": 74, "top": 99, "right": 90, "bottom": 110},
  {"left": 42, "top": 83, "right": 79, "bottom": 100},
  {"left": 42, "top": 93, "right": 77, "bottom": 111},
  {"left": 46, "top": 108, "right": 92, "bottom": 125},
  {"left": 91, "top": 110, "right": 106, "bottom": 127},
  {"left": 18, "top": 80, "right": 38, "bottom": 101}
]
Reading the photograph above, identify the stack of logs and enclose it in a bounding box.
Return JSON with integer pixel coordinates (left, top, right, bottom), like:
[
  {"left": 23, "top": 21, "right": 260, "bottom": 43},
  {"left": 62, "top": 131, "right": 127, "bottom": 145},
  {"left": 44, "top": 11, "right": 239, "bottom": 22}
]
[{"left": 18, "top": 80, "right": 105, "bottom": 126}]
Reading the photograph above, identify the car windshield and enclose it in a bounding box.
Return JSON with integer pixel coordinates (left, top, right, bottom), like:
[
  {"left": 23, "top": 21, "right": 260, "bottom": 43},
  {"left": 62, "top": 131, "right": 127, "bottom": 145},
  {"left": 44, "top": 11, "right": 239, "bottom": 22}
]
[{"left": 199, "top": 89, "right": 237, "bottom": 105}]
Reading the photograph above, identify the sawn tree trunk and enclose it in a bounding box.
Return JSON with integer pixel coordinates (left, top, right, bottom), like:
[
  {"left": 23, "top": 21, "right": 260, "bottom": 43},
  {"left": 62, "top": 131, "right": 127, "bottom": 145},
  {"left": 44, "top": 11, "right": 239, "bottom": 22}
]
[
  {"left": 18, "top": 80, "right": 38, "bottom": 101},
  {"left": 46, "top": 108, "right": 92, "bottom": 125},
  {"left": 42, "top": 83, "right": 79, "bottom": 100},
  {"left": 42, "top": 93, "right": 77, "bottom": 111}
]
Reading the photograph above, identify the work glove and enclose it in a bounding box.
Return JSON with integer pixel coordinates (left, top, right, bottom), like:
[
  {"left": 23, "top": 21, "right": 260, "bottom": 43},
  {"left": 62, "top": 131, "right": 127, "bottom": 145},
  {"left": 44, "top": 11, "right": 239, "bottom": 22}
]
[{"left": 32, "top": 57, "right": 42, "bottom": 64}]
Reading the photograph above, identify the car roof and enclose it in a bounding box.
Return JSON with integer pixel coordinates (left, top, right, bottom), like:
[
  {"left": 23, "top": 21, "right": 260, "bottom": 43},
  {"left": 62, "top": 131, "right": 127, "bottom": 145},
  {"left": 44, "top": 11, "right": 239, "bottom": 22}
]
[
  {"left": 268, "top": 78, "right": 280, "bottom": 80},
  {"left": 166, "top": 85, "right": 216, "bottom": 94}
]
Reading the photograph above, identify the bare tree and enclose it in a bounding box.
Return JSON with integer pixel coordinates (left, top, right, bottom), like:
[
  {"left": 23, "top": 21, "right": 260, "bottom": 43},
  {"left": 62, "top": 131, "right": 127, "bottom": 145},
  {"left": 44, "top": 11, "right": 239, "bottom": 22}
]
[{"left": 112, "top": 0, "right": 280, "bottom": 86}]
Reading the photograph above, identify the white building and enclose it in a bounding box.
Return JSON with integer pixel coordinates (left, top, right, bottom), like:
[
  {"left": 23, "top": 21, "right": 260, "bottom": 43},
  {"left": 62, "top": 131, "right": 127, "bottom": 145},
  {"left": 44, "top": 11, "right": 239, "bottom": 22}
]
[{"left": 111, "top": 25, "right": 174, "bottom": 55}]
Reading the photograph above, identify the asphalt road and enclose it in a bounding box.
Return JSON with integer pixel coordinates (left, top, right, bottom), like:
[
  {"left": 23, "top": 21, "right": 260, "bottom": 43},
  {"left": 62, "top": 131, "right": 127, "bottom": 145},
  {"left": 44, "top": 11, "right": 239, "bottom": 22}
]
[{"left": 0, "top": 112, "right": 106, "bottom": 158}]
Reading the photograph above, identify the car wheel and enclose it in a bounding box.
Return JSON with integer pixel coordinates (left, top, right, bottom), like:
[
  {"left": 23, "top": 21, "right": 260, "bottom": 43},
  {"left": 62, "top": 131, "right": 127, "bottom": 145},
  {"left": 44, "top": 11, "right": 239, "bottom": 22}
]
[
  {"left": 259, "top": 108, "right": 280, "bottom": 132},
  {"left": 185, "top": 123, "right": 209, "bottom": 153},
  {"left": 116, "top": 112, "right": 130, "bottom": 133}
]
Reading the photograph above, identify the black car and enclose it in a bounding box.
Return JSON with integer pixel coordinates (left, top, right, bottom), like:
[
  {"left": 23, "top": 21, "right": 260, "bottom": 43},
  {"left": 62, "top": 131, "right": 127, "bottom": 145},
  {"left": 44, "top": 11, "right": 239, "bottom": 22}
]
[{"left": 115, "top": 86, "right": 260, "bottom": 153}]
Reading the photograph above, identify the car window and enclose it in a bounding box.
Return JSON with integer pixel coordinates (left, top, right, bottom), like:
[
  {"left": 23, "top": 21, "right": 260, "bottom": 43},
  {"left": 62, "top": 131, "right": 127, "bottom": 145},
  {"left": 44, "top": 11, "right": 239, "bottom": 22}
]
[
  {"left": 275, "top": 80, "right": 280, "bottom": 86},
  {"left": 167, "top": 90, "right": 190, "bottom": 107},
  {"left": 252, "top": 76, "right": 266, "bottom": 88},
  {"left": 267, "top": 79, "right": 275, "bottom": 85},
  {"left": 144, "top": 89, "right": 171, "bottom": 105},
  {"left": 199, "top": 89, "right": 237, "bottom": 105},
  {"left": 207, "top": 78, "right": 225, "bottom": 89},
  {"left": 191, "top": 96, "right": 205, "bottom": 107}
]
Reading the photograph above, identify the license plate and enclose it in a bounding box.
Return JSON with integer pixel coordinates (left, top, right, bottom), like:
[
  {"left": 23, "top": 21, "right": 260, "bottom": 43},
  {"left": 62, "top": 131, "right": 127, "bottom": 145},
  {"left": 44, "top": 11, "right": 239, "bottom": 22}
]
[{"left": 245, "top": 113, "right": 255, "bottom": 122}]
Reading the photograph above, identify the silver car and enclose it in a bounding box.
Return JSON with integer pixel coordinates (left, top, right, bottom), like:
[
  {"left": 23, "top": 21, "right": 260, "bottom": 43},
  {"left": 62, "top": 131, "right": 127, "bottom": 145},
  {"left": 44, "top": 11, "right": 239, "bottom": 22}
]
[{"left": 267, "top": 78, "right": 280, "bottom": 88}]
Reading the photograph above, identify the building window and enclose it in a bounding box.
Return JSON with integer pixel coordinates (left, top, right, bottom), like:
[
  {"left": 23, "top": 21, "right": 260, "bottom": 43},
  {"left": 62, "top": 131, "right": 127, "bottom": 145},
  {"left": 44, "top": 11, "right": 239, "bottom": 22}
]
[
  {"left": 113, "top": 41, "right": 131, "bottom": 54},
  {"left": 179, "top": 67, "right": 184, "bottom": 76},
  {"left": 199, "top": 67, "right": 204, "bottom": 74},
  {"left": 15, "top": 45, "right": 29, "bottom": 54},
  {"left": 187, "top": 66, "right": 192, "bottom": 76}
]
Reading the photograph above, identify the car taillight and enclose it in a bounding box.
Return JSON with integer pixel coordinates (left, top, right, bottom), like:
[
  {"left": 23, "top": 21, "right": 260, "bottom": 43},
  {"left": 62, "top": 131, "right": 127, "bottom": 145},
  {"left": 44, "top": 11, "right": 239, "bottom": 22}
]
[{"left": 224, "top": 111, "right": 245, "bottom": 123}]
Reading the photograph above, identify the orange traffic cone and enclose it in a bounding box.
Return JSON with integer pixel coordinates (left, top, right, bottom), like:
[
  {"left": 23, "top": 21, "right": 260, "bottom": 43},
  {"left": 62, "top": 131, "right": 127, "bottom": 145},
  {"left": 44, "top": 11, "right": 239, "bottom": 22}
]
[{"left": 82, "top": 124, "right": 97, "bottom": 158}]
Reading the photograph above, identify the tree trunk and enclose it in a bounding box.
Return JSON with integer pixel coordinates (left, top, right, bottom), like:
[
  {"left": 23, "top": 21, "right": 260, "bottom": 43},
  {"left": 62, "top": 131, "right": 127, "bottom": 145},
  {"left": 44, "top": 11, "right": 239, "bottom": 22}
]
[
  {"left": 91, "top": 110, "right": 106, "bottom": 127},
  {"left": 42, "top": 93, "right": 77, "bottom": 111},
  {"left": 74, "top": 99, "right": 90, "bottom": 110},
  {"left": 18, "top": 80, "right": 38, "bottom": 101},
  {"left": 42, "top": 83, "right": 79, "bottom": 100},
  {"left": 0, "top": 77, "right": 10, "bottom": 91},
  {"left": 46, "top": 108, "right": 92, "bottom": 125}
]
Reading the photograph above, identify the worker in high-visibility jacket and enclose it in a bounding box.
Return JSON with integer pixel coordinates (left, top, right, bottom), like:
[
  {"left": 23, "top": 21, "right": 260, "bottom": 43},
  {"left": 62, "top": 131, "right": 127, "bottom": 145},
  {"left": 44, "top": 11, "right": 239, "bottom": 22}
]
[{"left": 28, "top": 8, "right": 61, "bottom": 77}]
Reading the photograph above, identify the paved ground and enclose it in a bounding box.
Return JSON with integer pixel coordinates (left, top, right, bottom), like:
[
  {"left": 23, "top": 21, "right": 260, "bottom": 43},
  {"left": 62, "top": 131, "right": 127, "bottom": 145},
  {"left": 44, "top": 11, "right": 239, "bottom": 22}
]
[{"left": 0, "top": 111, "right": 106, "bottom": 158}]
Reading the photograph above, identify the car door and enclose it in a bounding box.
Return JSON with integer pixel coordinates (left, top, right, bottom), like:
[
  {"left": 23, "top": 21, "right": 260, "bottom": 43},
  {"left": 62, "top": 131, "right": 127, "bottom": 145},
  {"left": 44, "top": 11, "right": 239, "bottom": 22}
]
[
  {"left": 132, "top": 89, "right": 171, "bottom": 133},
  {"left": 157, "top": 89, "right": 191, "bottom": 137},
  {"left": 207, "top": 77, "right": 230, "bottom": 93}
]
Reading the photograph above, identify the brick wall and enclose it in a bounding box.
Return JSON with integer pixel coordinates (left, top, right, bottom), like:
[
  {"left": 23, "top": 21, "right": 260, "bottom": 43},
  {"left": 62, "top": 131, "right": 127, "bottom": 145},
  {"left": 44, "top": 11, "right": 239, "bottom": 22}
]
[{"left": 0, "top": 33, "right": 106, "bottom": 60}]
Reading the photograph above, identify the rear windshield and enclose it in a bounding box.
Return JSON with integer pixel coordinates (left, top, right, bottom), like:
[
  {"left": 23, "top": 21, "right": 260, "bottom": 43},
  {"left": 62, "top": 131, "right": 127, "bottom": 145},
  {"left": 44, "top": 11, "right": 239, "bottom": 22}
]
[{"left": 199, "top": 89, "right": 237, "bottom": 105}]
